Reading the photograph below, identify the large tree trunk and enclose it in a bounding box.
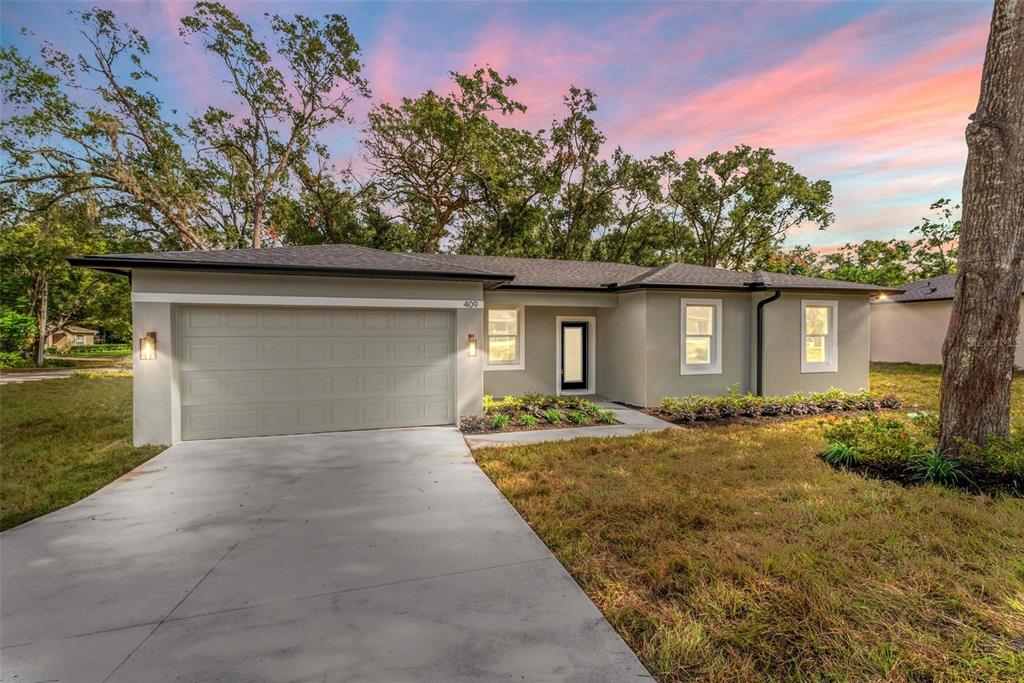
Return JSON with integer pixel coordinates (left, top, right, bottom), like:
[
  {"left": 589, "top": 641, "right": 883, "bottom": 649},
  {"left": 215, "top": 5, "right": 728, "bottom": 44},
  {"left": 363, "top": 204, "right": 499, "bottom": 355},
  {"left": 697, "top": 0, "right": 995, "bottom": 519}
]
[
  {"left": 939, "top": 0, "right": 1024, "bottom": 454},
  {"left": 35, "top": 277, "right": 48, "bottom": 367}
]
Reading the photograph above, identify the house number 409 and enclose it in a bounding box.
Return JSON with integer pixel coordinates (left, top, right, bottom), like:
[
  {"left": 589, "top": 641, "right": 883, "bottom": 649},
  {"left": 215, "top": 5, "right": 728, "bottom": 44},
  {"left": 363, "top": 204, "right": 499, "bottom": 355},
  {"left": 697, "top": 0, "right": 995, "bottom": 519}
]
[{"left": 463, "top": 300, "right": 480, "bottom": 308}]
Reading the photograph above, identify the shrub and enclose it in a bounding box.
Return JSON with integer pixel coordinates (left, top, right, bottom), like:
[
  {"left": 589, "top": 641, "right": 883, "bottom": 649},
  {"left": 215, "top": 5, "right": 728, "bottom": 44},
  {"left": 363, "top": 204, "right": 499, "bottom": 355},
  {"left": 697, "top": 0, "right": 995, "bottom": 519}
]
[
  {"left": 0, "top": 351, "right": 32, "bottom": 369},
  {"left": 597, "top": 410, "right": 616, "bottom": 424},
  {"left": 64, "top": 343, "right": 131, "bottom": 355},
  {"left": 907, "top": 411, "right": 940, "bottom": 439},
  {"left": 520, "top": 413, "right": 539, "bottom": 428},
  {"left": 961, "top": 429, "right": 1024, "bottom": 480},
  {"left": 910, "top": 449, "right": 973, "bottom": 486},
  {"left": 0, "top": 308, "right": 36, "bottom": 352},
  {"left": 568, "top": 410, "right": 588, "bottom": 425},
  {"left": 658, "top": 389, "right": 899, "bottom": 424},
  {"left": 545, "top": 409, "right": 564, "bottom": 424},
  {"left": 823, "top": 414, "right": 920, "bottom": 470},
  {"left": 822, "top": 441, "right": 857, "bottom": 467},
  {"left": 489, "top": 413, "right": 510, "bottom": 430}
]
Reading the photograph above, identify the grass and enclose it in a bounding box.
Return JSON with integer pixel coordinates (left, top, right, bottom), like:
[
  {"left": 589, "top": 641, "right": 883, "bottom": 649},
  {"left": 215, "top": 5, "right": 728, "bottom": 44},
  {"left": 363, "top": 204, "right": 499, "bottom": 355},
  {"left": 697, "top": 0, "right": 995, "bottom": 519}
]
[
  {"left": 473, "top": 364, "right": 1024, "bottom": 681},
  {"left": 871, "top": 362, "right": 1024, "bottom": 427},
  {"left": 1, "top": 375, "right": 164, "bottom": 531}
]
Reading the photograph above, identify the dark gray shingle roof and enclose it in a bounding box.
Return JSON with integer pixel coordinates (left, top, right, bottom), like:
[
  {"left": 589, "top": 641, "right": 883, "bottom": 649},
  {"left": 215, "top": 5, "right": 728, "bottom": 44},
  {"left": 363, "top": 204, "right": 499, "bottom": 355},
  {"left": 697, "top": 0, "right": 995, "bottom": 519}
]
[
  {"left": 69, "top": 244, "right": 511, "bottom": 280},
  {"left": 424, "top": 253, "right": 651, "bottom": 289},
  {"left": 71, "top": 243, "right": 901, "bottom": 293},
  {"left": 882, "top": 274, "right": 1024, "bottom": 303}
]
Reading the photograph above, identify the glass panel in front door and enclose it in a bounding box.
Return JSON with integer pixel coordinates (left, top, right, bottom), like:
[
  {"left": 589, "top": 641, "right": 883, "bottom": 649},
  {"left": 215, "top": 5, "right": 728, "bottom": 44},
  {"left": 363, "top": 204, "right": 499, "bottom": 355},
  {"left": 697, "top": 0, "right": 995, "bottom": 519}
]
[{"left": 563, "top": 325, "right": 585, "bottom": 384}]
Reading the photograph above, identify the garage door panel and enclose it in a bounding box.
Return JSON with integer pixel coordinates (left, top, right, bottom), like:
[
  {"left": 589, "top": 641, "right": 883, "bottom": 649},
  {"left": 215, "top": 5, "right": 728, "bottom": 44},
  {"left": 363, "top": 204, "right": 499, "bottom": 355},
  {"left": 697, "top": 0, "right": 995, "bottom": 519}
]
[
  {"left": 181, "top": 370, "right": 450, "bottom": 406},
  {"left": 180, "top": 342, "right": 454, "bottom": 372},
  {"left": 179, "top": 305, "right": 456, "bottom": 439}
]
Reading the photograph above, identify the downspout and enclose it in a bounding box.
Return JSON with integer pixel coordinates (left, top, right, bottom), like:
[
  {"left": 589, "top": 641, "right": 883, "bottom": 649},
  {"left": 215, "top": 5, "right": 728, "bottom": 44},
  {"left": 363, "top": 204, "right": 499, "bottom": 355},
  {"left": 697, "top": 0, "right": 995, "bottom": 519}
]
[{"left": 755, "top": 289, "right": 782, "bottom": 396}]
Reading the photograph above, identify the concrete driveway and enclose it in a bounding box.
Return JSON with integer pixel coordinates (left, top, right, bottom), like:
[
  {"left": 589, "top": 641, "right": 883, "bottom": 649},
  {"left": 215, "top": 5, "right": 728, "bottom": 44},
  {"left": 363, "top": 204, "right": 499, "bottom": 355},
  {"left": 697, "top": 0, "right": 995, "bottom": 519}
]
[{"left": 0, "top": 427, "right": 649, "bottom": 682}]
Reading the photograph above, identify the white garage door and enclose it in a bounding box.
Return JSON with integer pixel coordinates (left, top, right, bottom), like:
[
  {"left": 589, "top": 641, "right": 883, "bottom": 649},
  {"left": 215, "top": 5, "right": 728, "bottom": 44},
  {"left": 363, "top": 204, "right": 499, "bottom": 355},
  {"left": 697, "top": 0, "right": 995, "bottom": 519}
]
[{"left": 178, "top": 306, "right": 456, "bottom": 440}]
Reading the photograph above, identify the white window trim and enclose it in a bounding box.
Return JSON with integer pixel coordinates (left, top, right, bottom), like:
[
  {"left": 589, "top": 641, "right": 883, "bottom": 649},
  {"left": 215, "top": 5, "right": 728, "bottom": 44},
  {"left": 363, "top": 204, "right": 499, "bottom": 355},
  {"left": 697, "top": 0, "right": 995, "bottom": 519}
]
[
  {"left": 485, "top": 305, "right": 525, "bottom": 371},
  {"left": 801, "top": 300, "right": 839, "bottom": 373},
  {"left": 555, "top": 315, "right": 596, "bottom": 395},
  {"left": 680, "top": 298, "right": 722, "bottom": 375}
]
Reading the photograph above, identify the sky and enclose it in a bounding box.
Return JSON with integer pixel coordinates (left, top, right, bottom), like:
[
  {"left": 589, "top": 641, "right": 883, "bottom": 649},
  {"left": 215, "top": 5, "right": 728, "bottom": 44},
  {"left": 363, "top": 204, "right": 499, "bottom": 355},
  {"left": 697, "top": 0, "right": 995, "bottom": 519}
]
[{"left": 1, "top": 0, "right": 993, "bottom": 249}]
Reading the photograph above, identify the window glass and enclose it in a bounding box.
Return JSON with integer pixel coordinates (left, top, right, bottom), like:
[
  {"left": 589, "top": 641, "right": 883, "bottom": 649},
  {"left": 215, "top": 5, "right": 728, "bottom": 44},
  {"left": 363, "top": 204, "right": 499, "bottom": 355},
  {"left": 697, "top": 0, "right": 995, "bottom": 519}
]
[
  {"left": 685, "top": 337, "right": 711, "bottom": 365},
  {"left": 805, "top": 336, "right": 826, "bottom": 364},
  {"left": 686, "top": 306, "right": 714, "bottom": 336},
  {"left": 488, "top": 309, "right": 518, "bottom": 336},
  {"left": 488, "top": 309, "right": 520, "bottom": 364},
  {"left": 805, "top": 306, "right": 830, "bottom": 336}
]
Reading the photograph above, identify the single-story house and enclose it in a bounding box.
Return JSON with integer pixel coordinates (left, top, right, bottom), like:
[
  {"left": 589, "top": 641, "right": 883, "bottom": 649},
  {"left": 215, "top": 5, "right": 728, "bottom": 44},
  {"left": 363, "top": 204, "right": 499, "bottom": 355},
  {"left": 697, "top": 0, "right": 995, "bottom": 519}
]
[
  {"left": 871, "top": 273, "right": 1024, "bottom": 368},
  {"left": 45, "top": 324, "right": 99, "bottom": 351},
  {"left": 71, "top": 245, "right": 899, "bottom": 445}
]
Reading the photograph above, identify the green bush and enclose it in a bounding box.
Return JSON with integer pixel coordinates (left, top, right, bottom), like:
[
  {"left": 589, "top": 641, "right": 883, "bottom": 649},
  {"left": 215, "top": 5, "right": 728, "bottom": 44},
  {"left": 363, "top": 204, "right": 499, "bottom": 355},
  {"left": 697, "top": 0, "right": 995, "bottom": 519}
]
[
  {"left": 822, "top": 441, "right": 857, "bottom": 467},
  {"left": 822, "top": 415, "right": 1021, "bottom": 495},
  {"left": 64, "top": 343, "right": 130, "bottom": 355},
  {"left": 568, "top": 410, "right": 588, "bottom": 425},
  {"left": 659, "top": 388, "right": 900, "bottom": 424},
  {"left": 0, "top": 352, "right": 76, "bottom": 370},
  {"left": 910, "top": 449, "right": 973, "bottom": 486},
  {"left": 0, "top": 351, "right": 32, "bottom": 368},
  {"left": 961, "top": 429, "right": 1024, "bottom": 480},
  {"left": 545, "top": 408, "right": 564, "bottom": 424},
  {"left": 466, "top": 394, "right": 616, "bottom": 433},
  {"left": 823, "top": 414, "right": 921, "bottom": 470},
  {"left": 0, "top": 308, "right": 36, "bottom": 352}
]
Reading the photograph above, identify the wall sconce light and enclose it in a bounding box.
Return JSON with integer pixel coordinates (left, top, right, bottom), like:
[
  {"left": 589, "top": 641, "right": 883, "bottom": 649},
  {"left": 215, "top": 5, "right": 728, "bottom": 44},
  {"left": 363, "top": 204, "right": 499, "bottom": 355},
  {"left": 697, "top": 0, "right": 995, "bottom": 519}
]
[
  {"left": 139, "top": 331, "right": 157, "bottom": 361},
  {"left": 467, "top": 333, "right": 477, "bottom": 357}
]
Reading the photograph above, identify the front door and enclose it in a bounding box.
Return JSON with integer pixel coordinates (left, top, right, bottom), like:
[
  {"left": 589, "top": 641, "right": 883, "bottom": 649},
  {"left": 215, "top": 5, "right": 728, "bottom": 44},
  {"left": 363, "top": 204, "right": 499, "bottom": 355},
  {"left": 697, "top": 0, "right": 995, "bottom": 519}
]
[{"left": 560, "top": 321, "right": 588, "bottom": 391}]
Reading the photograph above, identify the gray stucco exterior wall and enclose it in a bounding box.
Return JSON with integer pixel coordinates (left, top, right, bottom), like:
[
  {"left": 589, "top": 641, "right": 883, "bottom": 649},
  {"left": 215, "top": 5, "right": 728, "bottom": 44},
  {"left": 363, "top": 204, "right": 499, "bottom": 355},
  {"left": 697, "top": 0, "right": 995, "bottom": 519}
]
[
  {"left": 482, "top": 306, "right": 597, "bottom": 397},
  {"left": 755, "top": 292, "right": 871, "bottom": 396},
  {"left": 643, "top": 290, "right": 752, "bottom": 404},
  {"left": 596, "top": 291, "right": 647, "bottom": 406}
]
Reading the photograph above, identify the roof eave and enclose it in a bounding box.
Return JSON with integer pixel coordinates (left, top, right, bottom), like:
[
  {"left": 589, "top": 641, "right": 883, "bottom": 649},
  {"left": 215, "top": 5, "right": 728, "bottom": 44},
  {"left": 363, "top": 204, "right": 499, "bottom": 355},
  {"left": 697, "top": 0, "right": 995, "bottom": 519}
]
[{"left": 67, "top": 256, "right": 514, "bottom": 284}]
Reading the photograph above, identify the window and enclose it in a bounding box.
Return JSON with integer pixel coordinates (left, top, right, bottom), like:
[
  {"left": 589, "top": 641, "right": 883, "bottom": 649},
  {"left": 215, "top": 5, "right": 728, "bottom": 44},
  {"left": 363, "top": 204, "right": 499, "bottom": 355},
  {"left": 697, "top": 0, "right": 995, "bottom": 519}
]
[
  {"left": 487, "top": 307, "right": 524, "bottom": 370},
  {"left": 680, "top": 298, "right": 722, "bottom": 375},
  {"left": 74, "top": 335, "right": 85, "bottom": 346},
  {"left": 801, "top": 300, "right": 838, "bottom": 373}
]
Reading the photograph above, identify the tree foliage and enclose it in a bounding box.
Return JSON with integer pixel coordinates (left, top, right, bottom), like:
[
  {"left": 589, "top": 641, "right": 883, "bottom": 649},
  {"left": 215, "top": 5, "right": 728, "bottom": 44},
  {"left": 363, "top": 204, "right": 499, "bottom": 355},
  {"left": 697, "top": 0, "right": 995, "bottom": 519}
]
[{"left": 181, "top": 2, "right": 368, "bottom": 248}]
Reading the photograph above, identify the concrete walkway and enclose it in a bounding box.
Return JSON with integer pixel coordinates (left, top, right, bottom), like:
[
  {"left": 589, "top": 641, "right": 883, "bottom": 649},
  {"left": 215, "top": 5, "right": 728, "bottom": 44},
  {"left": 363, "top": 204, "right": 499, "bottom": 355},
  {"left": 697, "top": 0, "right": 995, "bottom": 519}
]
[
  {"left": 1, "top": 427, "right": 650, "bottom": 682},
  {"left": 464, "top": 400, "right": 677, "bottom": 449}
]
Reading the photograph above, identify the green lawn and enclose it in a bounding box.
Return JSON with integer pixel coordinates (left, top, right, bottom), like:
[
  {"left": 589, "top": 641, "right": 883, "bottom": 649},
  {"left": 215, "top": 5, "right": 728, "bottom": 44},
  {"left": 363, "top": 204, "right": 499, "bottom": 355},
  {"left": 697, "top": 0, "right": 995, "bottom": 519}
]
[
  {"left": 871, "top": 361, "right": 1024, "bottom": 427},
  {"left": 474, "top": 364, "right": 1024, "bottom": 682},
  {"left": 0, "top": 375, "right": 164, "bottom": 530}
]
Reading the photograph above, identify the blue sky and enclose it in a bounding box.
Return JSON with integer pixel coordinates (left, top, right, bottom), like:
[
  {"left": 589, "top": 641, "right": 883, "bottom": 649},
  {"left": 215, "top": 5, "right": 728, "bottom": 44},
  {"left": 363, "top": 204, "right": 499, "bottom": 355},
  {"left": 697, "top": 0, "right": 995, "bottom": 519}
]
[{"left": 1, "top": 0, "right": 993, "bottom": 249}]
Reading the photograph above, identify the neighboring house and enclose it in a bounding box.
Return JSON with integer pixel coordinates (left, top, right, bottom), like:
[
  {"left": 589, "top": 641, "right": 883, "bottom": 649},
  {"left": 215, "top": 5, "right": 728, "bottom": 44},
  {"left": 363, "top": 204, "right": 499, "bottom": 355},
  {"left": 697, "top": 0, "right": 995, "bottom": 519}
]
[
  {"left": 45, "top": 324, "right": 99, "bottom": 351},
  {"left": 871, "top": 274, "right": 1024, "bottom": 368},
  {"left": 71, "top": 245, "right": 899, "bottom": 445}
]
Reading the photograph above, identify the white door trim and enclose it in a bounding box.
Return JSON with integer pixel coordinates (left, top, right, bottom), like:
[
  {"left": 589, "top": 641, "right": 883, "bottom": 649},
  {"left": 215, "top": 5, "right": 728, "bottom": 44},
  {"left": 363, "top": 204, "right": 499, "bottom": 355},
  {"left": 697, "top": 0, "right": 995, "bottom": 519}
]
[
  {"left": 134, "top": 292, "right": 483, "bottom": 310},
  {"left": 555, "top": 315, "right": 596, "bottom": 396}
]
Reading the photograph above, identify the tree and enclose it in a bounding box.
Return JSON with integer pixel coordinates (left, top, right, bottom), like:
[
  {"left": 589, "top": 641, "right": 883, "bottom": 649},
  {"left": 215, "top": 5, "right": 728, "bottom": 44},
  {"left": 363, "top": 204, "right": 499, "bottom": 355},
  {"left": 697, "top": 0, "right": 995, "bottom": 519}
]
[
  {"left": 181, "top": 2, "right": 369, "bottom": 249},
  {"left": 0, "top": 203, "right": 125, "bottom": 365},
  {"left": 363, "top": 68, "right": 541, "bottom": 253},
  {"left": 0, "top": 10, "right": 208, "bottom": 249},
  {"left": 665, "top": 145, "right": 834, "bottom": 269},
  {"left": 909, "top": 198, "right": 960, "bottom": 278},
  {"left": 939, "top": 0, "right": 1024, "bottom": 454},
  {"left": 589, "top": 150, "right": 675, "bottom": 266},
  {"left": 539, "top": 87, "right": 617, "bottom": 260},
  {"left": 269, "top": 160, "right": 415, "bottom": 251}
]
